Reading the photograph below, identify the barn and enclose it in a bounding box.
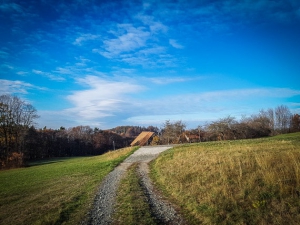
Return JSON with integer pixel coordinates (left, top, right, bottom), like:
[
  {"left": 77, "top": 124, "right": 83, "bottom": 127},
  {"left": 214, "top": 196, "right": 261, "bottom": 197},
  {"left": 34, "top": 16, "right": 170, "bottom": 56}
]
[{"left": 130, "top": 131, "right": 155, "bottom": 146}]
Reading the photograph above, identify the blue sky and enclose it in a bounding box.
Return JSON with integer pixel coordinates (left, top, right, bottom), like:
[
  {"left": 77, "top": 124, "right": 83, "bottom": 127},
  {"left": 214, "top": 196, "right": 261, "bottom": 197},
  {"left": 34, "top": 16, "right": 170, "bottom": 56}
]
[{"left": 1, "top": 0, "right": 300, "bottom": 129}]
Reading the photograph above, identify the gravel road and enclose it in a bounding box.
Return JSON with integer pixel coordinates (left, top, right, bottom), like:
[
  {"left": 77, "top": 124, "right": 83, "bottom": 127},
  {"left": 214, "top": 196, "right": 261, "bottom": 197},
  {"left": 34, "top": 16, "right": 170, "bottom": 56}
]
[{"left": 86, "top": 146, "right": 184, "bottom": 225}]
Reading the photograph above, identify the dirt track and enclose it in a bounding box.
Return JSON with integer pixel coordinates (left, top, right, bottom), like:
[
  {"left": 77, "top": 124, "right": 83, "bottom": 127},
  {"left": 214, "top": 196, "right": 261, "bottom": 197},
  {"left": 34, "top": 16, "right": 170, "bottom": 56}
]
[{"left": 86, "top": 146, "right": 184, "bottom": 225}]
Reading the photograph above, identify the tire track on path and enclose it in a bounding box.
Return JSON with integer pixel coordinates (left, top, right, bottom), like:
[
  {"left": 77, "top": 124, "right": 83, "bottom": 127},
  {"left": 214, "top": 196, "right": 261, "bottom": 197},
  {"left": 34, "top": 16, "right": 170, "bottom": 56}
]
[{"left": 86, "top": 146, "right": 184, "bottom": 225}]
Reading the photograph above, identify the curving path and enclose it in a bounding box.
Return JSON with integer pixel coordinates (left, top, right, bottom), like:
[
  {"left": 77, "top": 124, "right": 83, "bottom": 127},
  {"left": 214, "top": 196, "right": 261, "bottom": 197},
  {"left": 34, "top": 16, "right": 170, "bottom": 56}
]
[{"left": 86, "top": 146, "right": 184, "bottom": 225}]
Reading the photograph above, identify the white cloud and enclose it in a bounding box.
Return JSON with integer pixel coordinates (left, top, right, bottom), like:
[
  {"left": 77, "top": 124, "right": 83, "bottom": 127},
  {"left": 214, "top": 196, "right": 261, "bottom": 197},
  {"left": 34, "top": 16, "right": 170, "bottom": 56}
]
[
  {"left": 37, "top": 110, "right": 103, "bottom": 129},
  {"left": 98, "top": 24, "right": 150, "bottom": 58},
  {"left": 125, "top": 113, "right": 220, "bottom": 127},
  {"left": 74, "top": 56, "right": 91, "bottom": 67},
  {"left": 291, "top": 102, "right": 300, "bottom": 106},
  {"left": 150, "top": 21, "right": 168, "bottom": 33},
  {"left": 32, "top": 69, "right": 43, "bottom": 75},
  {"left": 119, "top": 50, "right": 176, "bottom": 68},
  {"left": 124, "top": 87, "right": 300, "bottom": 127},
  {"left": 65, "top": 75, "right": 145, "bottom": 120},
  {"left": 73, "top": 33, "right": 100, "bottom": 46},
  {"left": 16, "top": 71, "right": 28, "bottom": 76},
  {"left": 63, "top": 75, "right": 300, "bottom": 128},
  {"left": 169, "top": 39, "right": 184, "bottom": 49},
  {"left": 0, "top": 79, "right": 44, "bottom": 95},
  {"left": 54, "top": 67, "right": 74, "bottom": 75},
  {"left": 92, "top": 17, "right": 175, "bottom": 68},
  {"left": 138, "top": 46, "right": 165, "bottom": 55},
  {"left": 32, "top": 69, "right": 65, "bottom": 81},
  {"left": 147, "top": 76, "right": 195, "bottom": 84},
  {"left": 136, "top": 14, "right": 168, "bottom": 33},
  {"left": 1, "top": 64, "right": 14, "bottom": 70},
  {"left": 161, "top": 88, "right": 300, "bottom": 105}
]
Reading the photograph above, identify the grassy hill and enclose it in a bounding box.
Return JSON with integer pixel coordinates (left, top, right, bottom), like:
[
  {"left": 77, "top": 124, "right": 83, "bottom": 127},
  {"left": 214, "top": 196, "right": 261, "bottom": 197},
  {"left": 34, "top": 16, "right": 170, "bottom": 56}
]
[
  {"left": 151, "top": 132, "right": 300, "bottom": 224},
  {"left": 2, "top": 133, "right": 299, "bottom": 225},
  {"left": 0, "top": 147, "right": 137, "bottom": 225}
]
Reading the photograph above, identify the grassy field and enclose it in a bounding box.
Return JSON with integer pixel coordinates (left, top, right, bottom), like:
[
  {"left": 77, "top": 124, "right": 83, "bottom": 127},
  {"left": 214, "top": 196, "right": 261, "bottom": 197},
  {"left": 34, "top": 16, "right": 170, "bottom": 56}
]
[
  {"left": 112, "top": 163, "right": 157, "bottom": 225},
  {"left": 0, "top": 147, "right": 137, "bottom": 225},
  {"left": 151, "top": 133, "right": 300, "bottom": 224}
]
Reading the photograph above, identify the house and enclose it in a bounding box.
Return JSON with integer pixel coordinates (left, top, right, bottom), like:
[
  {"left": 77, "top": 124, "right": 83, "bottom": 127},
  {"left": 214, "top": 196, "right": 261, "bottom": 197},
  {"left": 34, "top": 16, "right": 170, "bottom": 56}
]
[{"left": 130, "top": 131, "right": 155, "bottom": 146}]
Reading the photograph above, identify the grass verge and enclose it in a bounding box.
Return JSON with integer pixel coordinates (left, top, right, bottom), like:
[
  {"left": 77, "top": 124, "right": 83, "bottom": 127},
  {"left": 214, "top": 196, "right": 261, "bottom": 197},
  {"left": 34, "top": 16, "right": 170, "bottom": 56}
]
[
  {"left": 112, "top": 163, "right": 157, "bottom": 225},
  {"left": 151, "top": 132, "right": 300, "bottom": 224},
  {"left": 0, "top": 147, "right": 138, "bottom": 225}
]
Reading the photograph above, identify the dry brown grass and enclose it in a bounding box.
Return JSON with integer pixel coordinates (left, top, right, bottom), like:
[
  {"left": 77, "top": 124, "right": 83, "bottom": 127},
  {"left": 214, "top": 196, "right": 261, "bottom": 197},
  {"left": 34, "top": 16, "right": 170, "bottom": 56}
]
[{"left": 151, "top": 133, "right": 300, "bottom": 224}]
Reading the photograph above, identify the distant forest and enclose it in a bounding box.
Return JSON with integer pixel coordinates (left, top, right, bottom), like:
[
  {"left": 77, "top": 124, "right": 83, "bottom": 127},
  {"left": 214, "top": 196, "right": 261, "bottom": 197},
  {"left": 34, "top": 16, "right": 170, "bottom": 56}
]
[{"left": 1, "top": 94, "right": 300, "bottom": 169}]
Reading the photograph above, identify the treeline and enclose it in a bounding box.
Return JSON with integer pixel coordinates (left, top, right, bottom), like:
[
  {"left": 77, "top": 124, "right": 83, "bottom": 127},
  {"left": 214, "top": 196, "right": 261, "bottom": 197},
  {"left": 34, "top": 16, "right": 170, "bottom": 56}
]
[
  {"left": 203, "top": 106, "right": 299, "bottom": 141},
  {"left": 25, "top": 126, "right": 127, "bottom": 159},
  {"left": 0, "top": 94, "right": 160, "bottom": 168},
  {"left": 109, "top": 125, "right": 159, "bottom": 137},
  {"left": 159, "top": 105, "right": 300, "bottom": 144},
  {"left": 1, "top": 94, "right": 300, "bottom": 169},
  {"left": 24, "top": 125, "right": 160, "bottom": 161},
  {"left": 1, "top": 124, "right": 157, "bottom": 169}
]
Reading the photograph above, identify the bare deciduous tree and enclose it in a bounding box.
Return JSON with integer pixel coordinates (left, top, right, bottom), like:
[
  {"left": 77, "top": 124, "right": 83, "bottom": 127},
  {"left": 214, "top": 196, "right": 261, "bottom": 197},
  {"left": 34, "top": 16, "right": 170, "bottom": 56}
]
[
  {"left": 161, "top": 120, "right": 186, "bottom": 144},
  {"left": 275, "top": 105, "right": 292, "bottom": 133},
  {"left": 0, "top": 95, "right": 39, "bottom": 168},
  {"left": 207, "top": 116, "right": 237, "bottom": 140},
  {"left": 290, "top": 114, "right": 300, "bottom": 132}
]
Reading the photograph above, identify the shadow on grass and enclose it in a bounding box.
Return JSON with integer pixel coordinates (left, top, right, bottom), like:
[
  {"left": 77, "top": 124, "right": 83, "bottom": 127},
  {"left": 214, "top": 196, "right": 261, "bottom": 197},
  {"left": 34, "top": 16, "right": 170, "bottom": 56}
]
[
  {"left": 54, "top": 195, "right": 83, "bottom": 225},
  {"left": 26, "top": 157, "right": 74, "bottom": 167}
]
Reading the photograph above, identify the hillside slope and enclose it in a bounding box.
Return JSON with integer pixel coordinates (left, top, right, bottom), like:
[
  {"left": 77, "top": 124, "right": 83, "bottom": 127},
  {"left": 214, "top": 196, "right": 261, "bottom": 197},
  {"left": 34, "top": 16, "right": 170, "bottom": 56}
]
[{"left": 151, "top": 133, "right": 300, "bottom": 224}]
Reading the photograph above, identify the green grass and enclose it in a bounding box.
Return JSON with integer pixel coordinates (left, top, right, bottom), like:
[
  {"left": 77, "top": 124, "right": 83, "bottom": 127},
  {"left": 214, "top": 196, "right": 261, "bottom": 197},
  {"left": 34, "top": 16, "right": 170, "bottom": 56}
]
[
  {"left": 151, "top": 132, "right": 300, "bottom": 224},
  {"left": 0, "top": 147, "right": 138, "bottom": 225},
  {"left": 112, "top": 163, "right": 157, "bottom": 225}
]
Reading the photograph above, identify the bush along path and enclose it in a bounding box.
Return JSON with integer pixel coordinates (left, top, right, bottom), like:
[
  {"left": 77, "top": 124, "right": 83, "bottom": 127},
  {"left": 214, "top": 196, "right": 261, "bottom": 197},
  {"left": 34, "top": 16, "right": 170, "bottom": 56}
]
[{"left": 85, "top": 146, "right": 185, "bottom": 225}]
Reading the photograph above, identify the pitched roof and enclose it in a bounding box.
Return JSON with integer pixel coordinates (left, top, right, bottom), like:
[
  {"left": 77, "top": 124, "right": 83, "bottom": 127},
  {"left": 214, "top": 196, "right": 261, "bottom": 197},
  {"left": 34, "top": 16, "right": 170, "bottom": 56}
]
[{"left": 130, "top": 131, "right": 155, "bottom": 146}]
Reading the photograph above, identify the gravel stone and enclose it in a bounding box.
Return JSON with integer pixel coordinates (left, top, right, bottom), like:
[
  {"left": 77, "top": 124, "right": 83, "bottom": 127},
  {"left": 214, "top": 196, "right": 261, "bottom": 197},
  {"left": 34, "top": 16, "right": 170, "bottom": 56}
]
[
  {"left": 85, "top": 146, "right": 184, "bottom": 225},
  {"left": 138, "top": 162, "right": 185, "bottom": 224}
]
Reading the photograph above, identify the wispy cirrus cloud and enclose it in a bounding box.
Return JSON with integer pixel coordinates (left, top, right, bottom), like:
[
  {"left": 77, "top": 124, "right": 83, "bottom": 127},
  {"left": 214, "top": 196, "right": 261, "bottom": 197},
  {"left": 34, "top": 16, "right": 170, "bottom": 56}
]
[
  {"left": 92, "top": 13, "right": 180, "bottom": 68},
  {"left": 0, "top": 79, "right": 45, "bottom": 95},
  {"left": 65, "top": 75, "right": 145, "bottom": 120},
  {"left": 73, "top": 33, "right": 100, "bottom": 46},
  {"left": 125, "top": 87, "right": 300, "bottom": 127},
  {"left": 94, "top": 24, "right": 151, "bottom": 58},
  {"left": 135, "top": 14, "right": 168, "bottom": 33},
  {"left": 119, "top": 50, "right": 176, "bottom": 67},
  {"left": 1, "top": 0, "right": 298, "bottom": 130},
  {"left": 16, "top": 71, "right": 28, "bottom": 76},
  {"left": 63, "top": 69, "right": 300, "bottom": 128},
  {"left": 169, "top": 39, "right": 184, "bottom": 49},
  {"left": 1, "top": 63, "right": 14, "bottom": 70},
  {"left": 32, "top": 69, "right": 65, "bottom": 81},
  {"left": 147, "top": 76, "right": 199, "bottom": 85},
  {"left": 74, "top": 56, "right": 91, "bottom": 67},
  {"left": 157, "top": 88, "right": 300, "bottom": 107}
]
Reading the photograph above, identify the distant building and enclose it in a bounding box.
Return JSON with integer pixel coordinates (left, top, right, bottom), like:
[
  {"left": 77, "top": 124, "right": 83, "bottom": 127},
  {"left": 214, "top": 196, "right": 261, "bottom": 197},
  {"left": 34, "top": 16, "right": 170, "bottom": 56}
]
[{"left": 130, "top": 131, "right": 155, "bottom": 146}]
